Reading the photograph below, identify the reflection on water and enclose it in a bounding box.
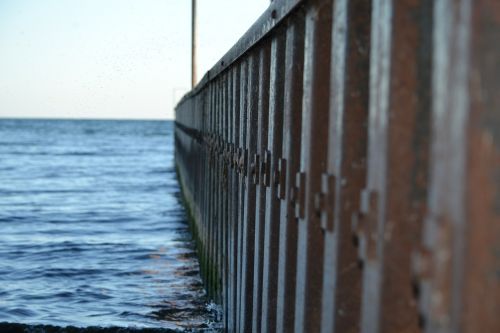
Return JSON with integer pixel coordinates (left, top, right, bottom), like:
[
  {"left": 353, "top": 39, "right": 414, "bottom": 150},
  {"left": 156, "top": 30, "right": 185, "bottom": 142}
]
[{"left": 0, "top": 119, "right": 221, "bottom": 331}]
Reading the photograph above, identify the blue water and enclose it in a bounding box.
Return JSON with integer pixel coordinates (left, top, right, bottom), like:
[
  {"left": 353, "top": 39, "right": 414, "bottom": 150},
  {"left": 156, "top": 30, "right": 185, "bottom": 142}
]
[{"left": 0, "top": 119, "right": 218, "bottom": 331}]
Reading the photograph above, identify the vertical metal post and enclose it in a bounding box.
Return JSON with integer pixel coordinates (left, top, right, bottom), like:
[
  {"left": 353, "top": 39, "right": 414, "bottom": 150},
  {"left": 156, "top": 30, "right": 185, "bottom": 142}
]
[
  {"left": 191, "top": 0, "right": 197, "bottom": 88},
  {"left": 261, "top": 26, "right": 286, "bottom": 333},
  {"left": 276, "top": 16, "right": 305, "bottom": 333},
  {"left": 252, "top": 43, "right": 270, "bottom": 333},
  {"left": 294, "top": 2, "right": 332, "bottom": 332}
]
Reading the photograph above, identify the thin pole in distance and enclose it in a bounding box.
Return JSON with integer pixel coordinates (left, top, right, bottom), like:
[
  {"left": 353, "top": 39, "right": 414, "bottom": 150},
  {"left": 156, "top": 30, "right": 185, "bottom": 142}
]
[{"left": 191, "top": 0, "right": 197, "bottom": 88}]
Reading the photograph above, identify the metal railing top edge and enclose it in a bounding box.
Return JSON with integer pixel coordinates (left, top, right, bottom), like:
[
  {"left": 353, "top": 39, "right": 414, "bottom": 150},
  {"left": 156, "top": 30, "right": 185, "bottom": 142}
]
[{"left": 175, "top": 0, "right": 304, "bottom": 110}]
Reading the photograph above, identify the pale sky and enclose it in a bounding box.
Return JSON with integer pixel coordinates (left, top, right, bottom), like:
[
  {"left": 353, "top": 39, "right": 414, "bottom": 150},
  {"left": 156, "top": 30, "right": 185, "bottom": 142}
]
[{"left": 0, "top": 0, "right": 268, "bottom": 120}]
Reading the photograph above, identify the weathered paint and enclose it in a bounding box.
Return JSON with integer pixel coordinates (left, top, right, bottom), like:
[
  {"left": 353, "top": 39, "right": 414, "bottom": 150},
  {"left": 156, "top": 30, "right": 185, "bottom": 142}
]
[{"left": 174, "top": 0, "right": 500, "bottom": 332}]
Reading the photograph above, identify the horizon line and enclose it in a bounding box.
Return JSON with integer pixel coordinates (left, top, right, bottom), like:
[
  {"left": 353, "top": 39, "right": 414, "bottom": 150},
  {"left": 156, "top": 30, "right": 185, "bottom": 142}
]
[{"left": 0, "top": 116, "right": 175, "bottom": 121}]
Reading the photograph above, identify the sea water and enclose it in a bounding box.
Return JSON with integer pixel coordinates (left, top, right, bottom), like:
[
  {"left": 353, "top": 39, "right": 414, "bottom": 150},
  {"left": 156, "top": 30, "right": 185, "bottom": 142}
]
[{"left": 0, "top": 119, "right": 219, "bottom": 331}]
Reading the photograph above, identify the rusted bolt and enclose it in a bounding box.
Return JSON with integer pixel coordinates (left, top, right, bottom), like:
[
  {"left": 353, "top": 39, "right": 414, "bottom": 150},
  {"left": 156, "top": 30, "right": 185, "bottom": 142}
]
[
  {"left": 261, "top": 150, "right": 271, "bottom": 186},
  {"left": 351, "top": 211, "right": 365, "bottom": 246},
  {"left": 294, "top": 172, "right": 306, "bottom": 219},
  {"left": 273, "top": 168, "right": 280, "bottom": 186},
  {"left": 230, "top": 145, "right": 236, "bottom": 168},
  {"left": 226, "top": 143, "right": 230, "bottom": 161},
  {"left": 235, "top": 149, "right": 240, "bottom": 169},
  {"left": 276, "top": 158, "right": 286, "bottom": 200},
  {"left": 351, "top": 190, "right": 379, "bottom": 262},
  {"left": 252, "top": 154, "right": 260, "bottom": 184},
  {"left": 238, "top": 148, "right": 246, "bottom": 174},
  {"left": 314, "top": 192, "right": 325, "bottom": 217},
  {"left": 218, "top": 137, "right": 223, "bottom": 154},
  {"left": 226, "top": 147, "right": 231, "bottom": 165},
  {"left": 260, "top": 161, "right": 266, "bottom": 182},
  {"left": 318, "top": 173, "right": 336, "bottom": 231},
  {"left": 289, "top": 186, "right": 297, "bottom": 206},
  {"left": 352, "top": 214, "right": 368, "bottom": 265}
]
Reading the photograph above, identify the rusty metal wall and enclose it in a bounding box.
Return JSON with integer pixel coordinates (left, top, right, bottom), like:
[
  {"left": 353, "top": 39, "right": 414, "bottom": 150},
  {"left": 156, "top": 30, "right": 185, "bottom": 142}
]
[{"left": 174, "top": 0, "right": 500, "bottom": 332}]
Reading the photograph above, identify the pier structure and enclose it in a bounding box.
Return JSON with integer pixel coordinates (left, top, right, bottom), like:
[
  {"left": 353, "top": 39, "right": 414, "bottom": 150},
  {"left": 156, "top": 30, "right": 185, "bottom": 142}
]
[{"left": 175, "top": 0, "right": 500, "bottom": 332}]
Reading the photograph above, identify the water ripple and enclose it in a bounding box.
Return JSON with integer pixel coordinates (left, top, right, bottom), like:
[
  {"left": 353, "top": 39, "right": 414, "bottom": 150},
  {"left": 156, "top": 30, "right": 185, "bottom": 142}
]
[{"left": 0, "top": 119, "right": 220, "bottom": 331}]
